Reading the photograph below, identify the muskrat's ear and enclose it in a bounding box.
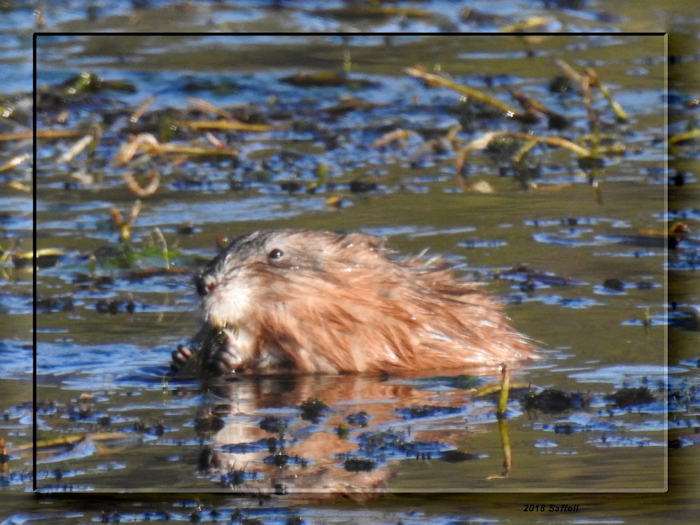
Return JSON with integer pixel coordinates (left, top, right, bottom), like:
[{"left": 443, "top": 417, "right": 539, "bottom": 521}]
[
  {"left": 339, "top": 232, "right": 387, "bottom": 253},
  {"left": 363, "top": 235, "right": 387, "bottom": 252}
]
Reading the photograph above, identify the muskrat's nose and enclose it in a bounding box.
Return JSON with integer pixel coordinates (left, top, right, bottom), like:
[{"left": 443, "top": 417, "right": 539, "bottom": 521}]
[{"left": 194, "top": 274, "right": 216, "bottom": 296}]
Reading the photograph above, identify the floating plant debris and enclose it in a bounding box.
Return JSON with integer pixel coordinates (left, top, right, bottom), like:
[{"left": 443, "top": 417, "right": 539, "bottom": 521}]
[
  {"left": 281, "top": 71, "right": 379, "bottom": 89},
  {"left": 259, "top": 416, "right": 288, "bottom": 434},
  {"left": 343, "top": 457, "right": 376, "bottom": 472},
  {"left": 668, "top": 304, "right": 700, "bottom": 331},
  {"left": 495, "top": 264, "right": 581, "bottom": 287},
  {"left": 12, "top": 248, "right": 64, "bottom": 270},
  {"left": 406, "top": 67, "right": 520, "bottom": 116},
  {"left": 522, "top": 389, "right": 587, "bottom": 413},
  {"left": 603, "top": 278, "right": 625, "bottom": 292},
  {"left": 605, "top": 387, "right": 655, "bottom": 408},
  {"left": 59, "top": 72, "right": 136, "bottom": 95},
  {"left": 395, "top": 405, "right": 463, "bottom": 420},
  {"left": 299, "top": 398, "right": 330, "bottom": 422},
  {"left": 349, "top": 180, "right": 378, "bottom": 193},
  {"left": 438, "top": 450, "right": 481, "bottom": 463},
  {"left": 602, "top": 222, "right": 691, "bottom": 249},
  {"left": 345, "top": 411, "right": 371, "bottom": 427}
]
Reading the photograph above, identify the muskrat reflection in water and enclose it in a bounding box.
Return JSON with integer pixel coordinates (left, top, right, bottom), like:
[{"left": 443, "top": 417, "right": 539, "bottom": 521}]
[
  {"left": 199, "top": 375, "right": 442, "bottom": 498},
  {"left": 172, "top": 229, "right": 536, "bottom": 376}
]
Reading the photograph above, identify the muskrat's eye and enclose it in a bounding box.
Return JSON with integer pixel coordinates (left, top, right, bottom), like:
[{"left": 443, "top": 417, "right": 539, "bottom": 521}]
[{"left": 268, "top": 248, "right": 284, "bottom": 260}]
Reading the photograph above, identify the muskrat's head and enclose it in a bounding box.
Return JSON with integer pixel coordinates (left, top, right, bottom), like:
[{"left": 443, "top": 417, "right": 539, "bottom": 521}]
[{"left": 194, "top": 229, "right": 389, "bottom": 331}]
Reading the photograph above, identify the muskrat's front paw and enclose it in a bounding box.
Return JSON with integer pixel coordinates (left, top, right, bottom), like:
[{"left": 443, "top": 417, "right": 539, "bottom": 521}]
[
  {"left": 171, "top": 344, "right": 194, "bottom": 372},
  {"left": 204, "top": 342, "right": 243, "bottom": 375}
]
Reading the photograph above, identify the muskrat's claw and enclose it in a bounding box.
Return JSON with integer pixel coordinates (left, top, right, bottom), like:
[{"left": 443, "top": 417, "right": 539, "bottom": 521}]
[{"left": 171, "top": 344, "right": 193, "bottom": 372}]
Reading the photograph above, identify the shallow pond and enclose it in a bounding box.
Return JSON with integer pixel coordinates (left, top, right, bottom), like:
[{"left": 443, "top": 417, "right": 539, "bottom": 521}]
[{"left": 1, "top": 26, "right": 699, "bottom": 525}]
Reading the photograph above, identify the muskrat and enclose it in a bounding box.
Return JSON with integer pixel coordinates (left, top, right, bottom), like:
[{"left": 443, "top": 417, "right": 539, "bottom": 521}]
[{"left": 172, "top": 229, "right": 536, "bottom": 375}]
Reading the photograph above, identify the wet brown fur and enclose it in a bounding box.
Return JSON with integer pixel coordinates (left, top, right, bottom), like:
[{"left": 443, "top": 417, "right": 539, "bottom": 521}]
[{"left": 191, "top": 229, "right": 535, "bottom": 375}]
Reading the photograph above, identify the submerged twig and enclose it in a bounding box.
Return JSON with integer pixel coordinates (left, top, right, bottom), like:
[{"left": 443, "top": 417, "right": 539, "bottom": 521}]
[
  {"left": 669, "top": 128, "right": 700, "bottom": 144},
  {"left": 153, "top": 227, "right": 170, "bottom": 271},
  {"left": 500, "top": 16, "right": 551, "bottom": 32},
  {"left": 405, "top": 67, "right": 520, "bottom": 116},
  {"left": 0, "top": 153, "right": 30, "bottom": 172},
  {"left": 585, "top": 68, "right": 628, "bottom": 121},
  {"left": 550, "top": 57, "right": 584, "bottom": 86},
  {"left": 124, "top": 170, "right": 160, "bottom": 198},
  {"left": 110, "top": 200, "right": 141, "bottom": 244},
  {"left": 186, "top": 97, "right": 234, "bottom": 119},
  {"left": 455, "top": 131, "right": 590, "bottom": 176},
  {"left": 551, "top": 58, "right": 628, "bottom": 121},
  {"left": 57, "top": 134, "right": 93, "bottom": 164},
  {"left": 113, "top": 133, "right": 238, "bottom": 166},
  {"left": 496, "top": 363, "right": 511, "bottom": 419},
  {"left": 177, "top": 120, "right": 276, "bottom": 132},
  {"left": 130, "top": 95, "right": 155, "bottom": 123},
  {"left": 370, "top": 128, "right": 420, "bottom": 149},
  {"left": 0, "top": 129, "right": 84, "bottom": 142}
]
